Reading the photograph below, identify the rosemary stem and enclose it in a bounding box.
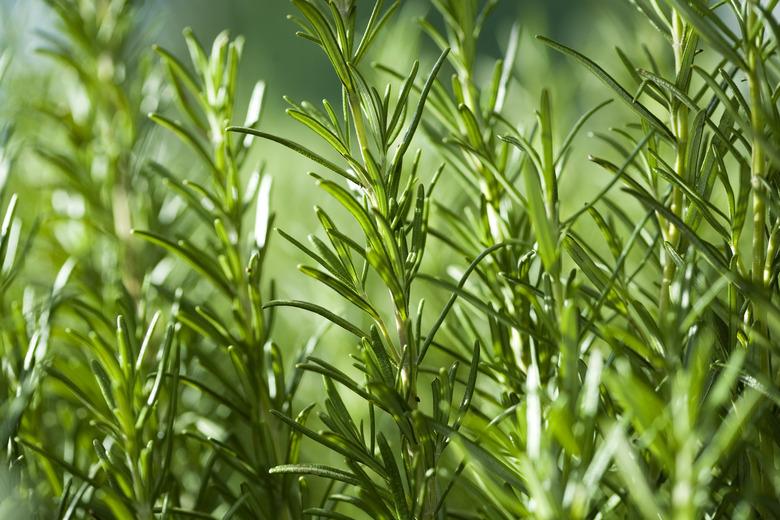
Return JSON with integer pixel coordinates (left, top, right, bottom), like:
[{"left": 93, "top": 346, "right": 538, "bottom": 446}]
[{"left": 660, "top": 11, "right": 688, "bottom": 317}]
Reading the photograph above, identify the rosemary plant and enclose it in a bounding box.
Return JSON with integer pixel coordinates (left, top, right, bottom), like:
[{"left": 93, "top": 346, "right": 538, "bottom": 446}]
[
  {"left": 139, "top": 28, "right": 312, "bottom": 519},
  {"left": 2, "top": 0, "right": 780, "bottom": 518},
  {"left": 34, "top": 0, "right": 161, "bottom": 298},
  {"left": 10, "top": 2, "right": 181, "bottom": 517},
  {"left": 229, "top": 1, "right": 470, "bottom": 518}
]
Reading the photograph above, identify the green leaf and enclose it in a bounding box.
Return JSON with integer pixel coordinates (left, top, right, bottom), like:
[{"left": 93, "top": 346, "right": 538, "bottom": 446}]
[
  {"left": 149, "top": 112, "right": 215, "bottom": 170},
  {"left": 377, "top": 433, "right": 411, "bottom": 519},
  {"left": 288, "top": 108, "right": 349, "bottom": 156},
  {"left": 354, "top": 0, "right": 400, "bottom": 65},
  {"left": 292, "top": 1, "right": 353, "bottom": 89},
  {"left": 522, "top": 156, "right": 558, "bottom": 272},
  {"left": 270, "top": 464, "right": 361, "bottom": 487},
  {"left": 136, "top": 324, "right": 176, "bottom": 430},
  {"left": 226, "top": 127, "right": 358, "bottom": 183},
  {"left": 391, "top": 48, "right": 450, "bottom": 169},
  {"left": 536, "top": 36, "right": 674, "bottom": 141},
  {"left": 298, "top": 265, "right": 380, "bottom": 321},
  {"left": 695, "top": 387, "right": 763, "bottom": 480},
  {"left": 132, "top": 229, "right": 234, "bottom": 296},
  {"left": 430, "top": 421, "right": 527, "bottom": 492},
  {"left": 452, "top": 341, "right": 479, "bottom": 431},
  {"left": 91, "top": 359, "right": 116, "bottom": 410},
  {"left": 418, "top": 241, "right": 526, "bottom": 363},
  {"left": 623, "top": 187, "right": 728, "bottom": 271},
  {"left": 661, "top": 0, "right": 745, "bottom": 68},
  {"left": 264, "top": 300, "right": 367, "bottom": 338},
  {"left": 651, "top": 164, "right": 730, "bottom": 238},
  {"left": 609, "top": 423, "right": 665, "bottom": 519},
  {"left": 154, "top": 44, "right": 208, "bottom": 130},
  {"left": 538, "top": 88, "right": 556, "bottom": 211},
  {"left": 627, "top": 0, "right": 671, "bottom": 36},
  {"left": 17, "top": 437, "right": 103, "bottom": 490},
  {"left": 271, "top": 410, "right": 384, "bottom": 473}
]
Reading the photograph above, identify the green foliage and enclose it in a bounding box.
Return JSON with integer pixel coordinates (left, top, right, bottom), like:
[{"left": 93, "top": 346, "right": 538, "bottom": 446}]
[{"left": 2, "top": 0, "right": 780, "bottom": 519}]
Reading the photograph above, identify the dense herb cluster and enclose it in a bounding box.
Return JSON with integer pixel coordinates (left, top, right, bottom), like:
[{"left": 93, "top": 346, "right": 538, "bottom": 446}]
[{"left": 1, "top": 0, "right": 780, "bottom": 518}]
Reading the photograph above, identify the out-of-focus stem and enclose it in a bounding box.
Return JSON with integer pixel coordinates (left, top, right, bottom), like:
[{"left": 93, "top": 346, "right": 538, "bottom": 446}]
[
  {"left": 660, "top": 12, "right": 688, "bottom": 317},
  {"left": 748, "top": 18, "right": 766, "bottom": 294},
  {"left": 746, "top": 3, "right": 774, "bottom": 504},
  {"left": 747, "top": 7, "right": 770, "bottom": 373}
]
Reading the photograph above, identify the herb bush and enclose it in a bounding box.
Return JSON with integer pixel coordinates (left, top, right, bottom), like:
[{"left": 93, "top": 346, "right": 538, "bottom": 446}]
[{"left": 1, "top": 0, "right": 780, "bottom": 518}]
